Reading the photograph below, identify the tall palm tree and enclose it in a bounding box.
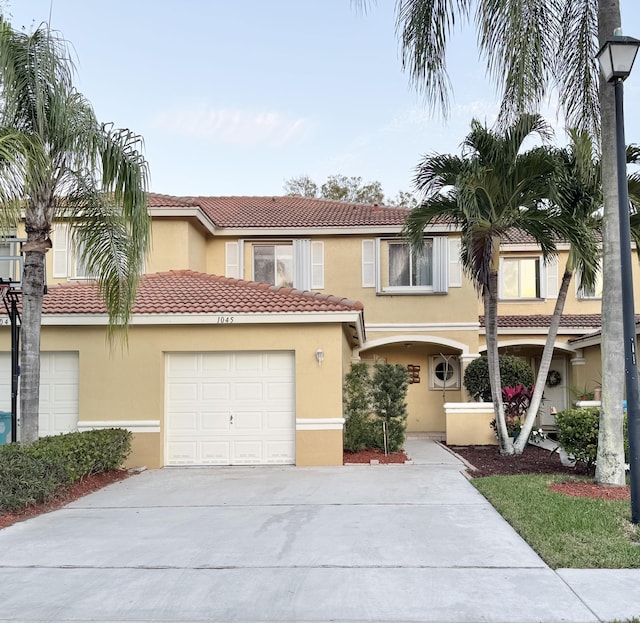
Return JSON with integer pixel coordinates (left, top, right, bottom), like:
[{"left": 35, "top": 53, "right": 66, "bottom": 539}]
[
  {"left": 358, "top": 0, "right": 627, "bottom": 484},
  {"left": 0, "top": 18, "right": 150, "bottom": 444},
  {"left": 514, "top": 130, "right": 602, "bottom": 452},
  {"left": 404, "top": 114, "right": 583, "bottom": 454}
]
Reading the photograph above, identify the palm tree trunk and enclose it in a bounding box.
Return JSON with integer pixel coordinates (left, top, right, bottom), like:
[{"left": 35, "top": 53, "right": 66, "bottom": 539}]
[
  {"left": 19, "top": 247, "right": 46, "bottom": 444},
  {"left": 514, "top": 266, "right": 573, "bottom": 454},
  {"left": 596, "top": 0, "right": 627, "bottom": 486},
  {"left": 485, "top": 266, "right": 512, "bottom": 455}
]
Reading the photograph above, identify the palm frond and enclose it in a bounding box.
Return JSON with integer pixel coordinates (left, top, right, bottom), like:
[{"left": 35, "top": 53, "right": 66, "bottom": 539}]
[
  {"left": 395, "top": 0, "right": 472, "bottom": 117},
  {"left": 556, "top": 0, "right": 599, "bottom": 136},
  {"left": 476, "top": 0, "right": 556, "bottom": 126}
]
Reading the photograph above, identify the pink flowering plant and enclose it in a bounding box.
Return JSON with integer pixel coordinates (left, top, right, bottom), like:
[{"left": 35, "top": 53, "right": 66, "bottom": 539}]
[{"left": 490, "top": 384, "right": 535, "bottom": 439}]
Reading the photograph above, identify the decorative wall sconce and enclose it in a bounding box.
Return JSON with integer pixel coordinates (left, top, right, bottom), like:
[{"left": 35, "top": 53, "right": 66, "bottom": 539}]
[{"left": 315, "top": 348, "right": 324, "bottom": 366}]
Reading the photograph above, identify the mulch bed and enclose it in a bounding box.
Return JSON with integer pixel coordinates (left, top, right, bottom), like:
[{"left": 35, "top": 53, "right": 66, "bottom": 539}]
[
  {"left": 344, "top": 448, "right": 409, "bottom": 464},
  {"left": 449, "top": 444, "right": 631, "bottom": 500},
  {"left": 0, "top": 469, "right": 130, "bottom": 531}
]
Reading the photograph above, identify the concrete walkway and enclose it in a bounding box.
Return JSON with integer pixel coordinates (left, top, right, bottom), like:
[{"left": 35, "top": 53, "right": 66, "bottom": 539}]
[{"left": 0, "top": 440, "right": 638, "bottom": 622}]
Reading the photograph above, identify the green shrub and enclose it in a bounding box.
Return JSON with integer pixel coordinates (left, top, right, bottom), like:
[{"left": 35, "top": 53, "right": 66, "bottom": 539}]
[
  {"left": 0, "top": 428, "right": 132, "bottom": 512},
  {"left": 0, "top": 444, "right": 65, "bottom": 511},
  {"left": 555, "top": 407, "right": 629, "bottom": 468},
  {"left": 343, "top": 363, "right": 373, "bottom": 452},
  {"left": 367, "top": 417, "right": 406, "bottom": 453},
  {"left": 30, "top": 428, "right": 132, "bottom": 483},
  {"left": 463, "top": 355, "right": 535, "bottom": 401},
  {"left": 555, "top": 407, "right": 600, "bottom": 466}
]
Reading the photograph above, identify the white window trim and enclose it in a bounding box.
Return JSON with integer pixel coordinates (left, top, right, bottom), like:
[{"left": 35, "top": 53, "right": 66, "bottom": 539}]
[
  {"left": 499, "top": 255, "right": 545, "bottom": 301},
  {"left": 378, "top": 237, "right": 450, "bottom": 294},
  {"left": 429, "top": 355, "right": 460, "bottom": 390},
  {"left": 576, "top": 267, "right": 603, "bottom": 300}
]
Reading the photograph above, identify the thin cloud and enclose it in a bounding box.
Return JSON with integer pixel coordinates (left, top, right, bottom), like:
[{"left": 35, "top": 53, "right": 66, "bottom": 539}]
[{"left": 151, "top": 104, "right": 312, "bottom": 147}]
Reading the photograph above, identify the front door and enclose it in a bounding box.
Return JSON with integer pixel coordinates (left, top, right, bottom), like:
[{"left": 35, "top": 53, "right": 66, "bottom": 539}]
[{"left": 536, "top": 357, "right": 568, "bottom": 427}]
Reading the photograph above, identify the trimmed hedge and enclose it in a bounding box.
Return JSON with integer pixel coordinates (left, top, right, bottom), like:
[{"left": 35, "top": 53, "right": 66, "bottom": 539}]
[
  {"left": 0, "top": 428, "right": 132, "bottom": 512},
  {"left": 463, "top": 355, "right": 535, "bottom": 402}
]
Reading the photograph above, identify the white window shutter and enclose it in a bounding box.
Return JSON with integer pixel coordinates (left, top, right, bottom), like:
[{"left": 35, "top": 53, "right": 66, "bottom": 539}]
[
  {"left": 52, "top": 223, "right": 68, "bottom": 278},
  {"left": 293, "top": 239, "right": 311, "bottom": 290},
  {"left": 225, "top": 242, "right": 240, "bottom": 278},
  {"left": 545, "top": 256, "right": 558, "bottom": 299},
  {"left": 498, "top": 257, "right": 504, "bottom": 299},
  {"left": 448, "top": 237, "right": 462, "bottom": 287},
  {"left": 362, "top": 239, "right": 375, "bottom": 287},
  {"left": 432, "top": 237, "right": 448, "bottom": 293},
  {"left": 311, "top": 241, "right": 324, "bottom": 289}
]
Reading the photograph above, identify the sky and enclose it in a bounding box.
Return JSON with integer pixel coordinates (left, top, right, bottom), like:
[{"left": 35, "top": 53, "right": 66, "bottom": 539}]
[{"left": 6, "top": 0, "right": 640, "bottom": 201}]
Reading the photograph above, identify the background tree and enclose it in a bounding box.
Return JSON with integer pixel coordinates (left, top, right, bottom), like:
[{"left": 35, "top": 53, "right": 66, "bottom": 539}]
[
  {"left": 284, "top": 173, "right": 417, "bottom": 207},
  {"left": 0, "top": 18, "right": 150, "bottom": 443},
  {"left": 358, "top": 0, "right": 628, "bottom": 485}
]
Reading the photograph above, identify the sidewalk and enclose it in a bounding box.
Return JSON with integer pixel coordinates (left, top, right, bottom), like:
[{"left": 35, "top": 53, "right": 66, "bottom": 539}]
[{"left": 0, "top": 439, "right": 637, "bottom": 622}]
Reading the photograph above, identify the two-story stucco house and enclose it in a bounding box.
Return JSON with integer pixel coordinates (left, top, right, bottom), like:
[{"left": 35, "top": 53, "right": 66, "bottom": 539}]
[{"left": 0, "top": 194, "right": 633, "bottom": 467}]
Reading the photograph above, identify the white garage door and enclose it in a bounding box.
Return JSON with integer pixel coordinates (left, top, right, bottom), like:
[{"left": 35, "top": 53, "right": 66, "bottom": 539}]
[
  {"left": 0, "top": 352, "right": 79, "bottom": 438},
  {"left": 165, "top": 351, "right": 296, "bottom": 466}
]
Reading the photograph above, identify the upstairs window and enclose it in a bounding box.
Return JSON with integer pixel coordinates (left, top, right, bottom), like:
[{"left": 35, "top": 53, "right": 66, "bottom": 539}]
[
  {"left": 253, "top": 244, "right": 293, "bottom": 287},
  {"left": 501, "top": 257, "right": 541, "bottom": 299},
  {"left": 388, "top": 241, "right": 433, "bottom": 288}
]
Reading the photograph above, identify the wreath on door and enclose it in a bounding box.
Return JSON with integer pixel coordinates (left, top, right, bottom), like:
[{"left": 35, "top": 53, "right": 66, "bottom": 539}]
[{"left": 546, "top": 369, "right": 562, "bottom": 387}]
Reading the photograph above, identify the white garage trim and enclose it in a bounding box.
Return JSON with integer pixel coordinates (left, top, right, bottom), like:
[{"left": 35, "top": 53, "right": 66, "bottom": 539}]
[
  {"left": 165, "top": 351, "right": 296, "bottom": 466},
  {"left": 296, "top": 418, "right": 345, "bottom": 431},
  {"left": 78, "top": 420, "right": 160, "bottom": 433}
]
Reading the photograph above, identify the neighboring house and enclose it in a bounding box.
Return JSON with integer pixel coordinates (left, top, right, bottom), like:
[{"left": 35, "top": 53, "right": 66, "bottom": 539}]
[{"left": 1, "top": 194, "right": 637, "bottom": 467}]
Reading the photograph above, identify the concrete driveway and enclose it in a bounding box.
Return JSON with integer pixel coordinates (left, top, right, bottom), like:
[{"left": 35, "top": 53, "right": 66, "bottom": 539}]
[{"left": 0, "top": 440, "right": 638, "bottom": 622}]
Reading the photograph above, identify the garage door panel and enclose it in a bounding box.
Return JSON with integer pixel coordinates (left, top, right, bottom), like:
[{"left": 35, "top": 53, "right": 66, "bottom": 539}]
[
  {"left": 265, "top": 440, "right": 296, "bottom": 463},
  {"left": 202, "top": 353, "right": 233, "bottom": 373},
  {"left": 201, "top": 411, "right": 230, "bottom": 432},
  {"left": 266, "top": 411, "right": 295, "bottom": 431},
  {"left": 202, "top": 383, "right": 230, "bottom": 401},
  {"left": 200, "top": 441, "right": 231, "bottom": 465},
  {"left": 168, "top": 411, "right": 198, "bottom": 432},
  {"left": 165, "top": 351, "right": 295, "bottom": 466},
  {"left": 166, "top": 441, "right": 199, "bottom": 465},
  {"left": 232, "top": 440, "right": 262, "bottom": 464},
  {"left": 167, "top": 382, "right": 199, "bottom": 402},
  {"left": 266, "top": 381, "right": 294, "bottom": 401},
  {"left": 266, "top": 352, "right": 295, "bottom": 372},
  {"left": 233, "top": 382, "right": 263, "bottom": 401},
  {"left": 232, "top": 411, "right": 263, "bottom": 433},
  {"left": 167, "top": 354, "right": 200, "bottom": 375}
]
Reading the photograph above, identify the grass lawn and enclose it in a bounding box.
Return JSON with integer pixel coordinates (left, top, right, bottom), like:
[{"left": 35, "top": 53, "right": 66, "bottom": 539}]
[{"left": 473, "top": 473, "right": 640, "bottom": 569}]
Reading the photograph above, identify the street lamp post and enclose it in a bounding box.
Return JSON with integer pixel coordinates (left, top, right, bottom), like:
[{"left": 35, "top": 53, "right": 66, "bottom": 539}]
[{"left": 597, "top": 31, "right": 640, "bottom": 524}]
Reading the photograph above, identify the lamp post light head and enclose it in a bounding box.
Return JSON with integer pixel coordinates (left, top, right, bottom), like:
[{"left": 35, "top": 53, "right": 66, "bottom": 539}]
[{"left": 597, "top": 33, "right": 640, "bottom": 83}]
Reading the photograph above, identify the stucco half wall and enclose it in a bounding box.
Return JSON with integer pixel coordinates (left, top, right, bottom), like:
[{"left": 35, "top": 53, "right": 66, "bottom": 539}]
[{"left": 10, "top": 321, "right": 356, "bottom": 468}]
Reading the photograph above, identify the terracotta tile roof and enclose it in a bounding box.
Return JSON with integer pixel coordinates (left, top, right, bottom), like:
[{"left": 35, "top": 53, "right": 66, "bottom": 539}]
[
  {"left": 35, "top": 271, "right": 364, "bottom": 315},
  {"left": 147, "top": 193, "right": 410, "bottom": 228},
  {"left": 479, "top": 314, "right": 604, "bottom": 329}
]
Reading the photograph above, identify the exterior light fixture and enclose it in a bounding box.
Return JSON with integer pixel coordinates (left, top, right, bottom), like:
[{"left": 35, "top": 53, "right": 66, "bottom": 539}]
[
  {"left": 315, "top": 348, "right": 324, "bottom": 366},
  {"left": 597, "top": 29, "right": 640, "bottom": 524}
]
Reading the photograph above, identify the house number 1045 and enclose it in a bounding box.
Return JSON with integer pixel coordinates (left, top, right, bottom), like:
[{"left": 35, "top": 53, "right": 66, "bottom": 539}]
[{"left": 216, "top": 316, "right": 235, "bottom": 324}]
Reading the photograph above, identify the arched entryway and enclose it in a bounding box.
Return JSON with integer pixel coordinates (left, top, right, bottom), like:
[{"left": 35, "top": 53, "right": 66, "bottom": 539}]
[{"left": 356, "top": 336, "right": 468, "bottom": 437}]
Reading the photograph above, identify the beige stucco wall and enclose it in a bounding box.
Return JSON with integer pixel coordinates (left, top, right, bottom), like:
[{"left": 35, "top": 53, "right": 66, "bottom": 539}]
[
  {"left": 4, "top": 321, "right": 352, "bottom": 468},
  {"left": 146, "top": 220, "right": 207, "bottom": 273},
  {"left": 445, "top": 403, "right": 498, "bottom": 446}
]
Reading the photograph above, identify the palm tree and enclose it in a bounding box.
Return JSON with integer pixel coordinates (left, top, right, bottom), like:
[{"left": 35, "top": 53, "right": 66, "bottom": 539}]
[
  {"left": 358, "top": 0, "right": 627, "bottom": 484},
  {"left": 404, "top": 114, "right": 582, "bottom": 454},
  {"left": 0, "top": 18, "right": 150, "bottom": 444},
  {"left": 514, "top": 130, "right": 602, "bottom": 453}
]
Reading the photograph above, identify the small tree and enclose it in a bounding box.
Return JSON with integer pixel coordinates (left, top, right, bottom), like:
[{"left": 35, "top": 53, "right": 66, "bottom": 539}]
[
  {"left": 343, "top": 363, "right": 373, "bottom": 452},
  {"left": 370, "top": 364, "right": 409, "bottom": 452}
]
